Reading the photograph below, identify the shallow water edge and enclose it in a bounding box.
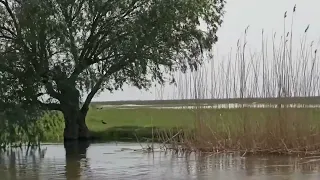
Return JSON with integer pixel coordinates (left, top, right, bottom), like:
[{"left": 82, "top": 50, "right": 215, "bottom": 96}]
[{"left": 1, "top": 142, "right": 320, "bottom": 180}]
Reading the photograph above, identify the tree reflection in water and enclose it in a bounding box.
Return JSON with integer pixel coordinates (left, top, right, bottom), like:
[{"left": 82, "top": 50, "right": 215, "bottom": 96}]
[
  {"left": 64, "top": 140, "right": 90, "bottom": 180},
  {"left": 0, "top": 147, "right": 46, "bottom": 180},
  {"left": 0, "top": 141, "right": 91, "bottom": 180}
]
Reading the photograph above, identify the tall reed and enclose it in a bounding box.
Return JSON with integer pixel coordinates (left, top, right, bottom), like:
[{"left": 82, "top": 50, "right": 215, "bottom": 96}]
[{"left": 160, "top": 5, "right": 320, "bottom": 155}]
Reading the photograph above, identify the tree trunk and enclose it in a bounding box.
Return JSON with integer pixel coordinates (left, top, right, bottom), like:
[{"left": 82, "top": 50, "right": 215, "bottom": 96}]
[
  {"left": 63, "top": 108, "right": 79, "bottom": 140},
  {"left": 77, "top": 107, "right": 90, "bottom": 140},
  {"left": 62, "top": 106, "right": 90, "bottom": 141},
  {"left": 58, "top": 83, "right": 91, "bottom": 141}
]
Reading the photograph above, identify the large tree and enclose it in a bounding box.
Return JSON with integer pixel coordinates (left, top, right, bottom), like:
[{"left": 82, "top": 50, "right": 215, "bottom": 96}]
[{"left": 0, "top": 0, "right": 225, "bottom": 140}]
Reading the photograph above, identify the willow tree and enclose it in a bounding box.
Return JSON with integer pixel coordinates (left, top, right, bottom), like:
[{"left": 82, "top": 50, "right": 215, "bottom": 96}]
[
  {"left": 0, "top": 51, "right": 43, "bottom": 145},
  {"left": 0, "top": 0, "right": 225, "bottom": 140}
]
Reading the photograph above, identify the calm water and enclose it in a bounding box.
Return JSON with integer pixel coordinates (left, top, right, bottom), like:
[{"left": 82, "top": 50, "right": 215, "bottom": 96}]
[{"left": 1, "top": 142, "right": 320, "bottom": 180}]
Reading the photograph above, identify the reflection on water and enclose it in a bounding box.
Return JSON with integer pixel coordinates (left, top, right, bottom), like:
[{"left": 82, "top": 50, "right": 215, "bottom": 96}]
[{"left": 1, "top": 142, "right": 320, "bottom": 180}]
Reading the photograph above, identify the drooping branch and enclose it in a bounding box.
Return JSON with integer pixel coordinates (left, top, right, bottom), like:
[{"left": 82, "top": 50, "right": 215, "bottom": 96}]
[
  {"left": 1, "top": 1, "right": 43, "bottom": 78},
  {"left": 1, "top": 2, "right": 61, "bottom": 101}
]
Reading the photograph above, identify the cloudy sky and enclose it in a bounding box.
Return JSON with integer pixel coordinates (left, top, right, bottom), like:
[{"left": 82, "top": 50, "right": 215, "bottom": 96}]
[{"left": 92, "top": 0, "right": 320, "bottom": 102}]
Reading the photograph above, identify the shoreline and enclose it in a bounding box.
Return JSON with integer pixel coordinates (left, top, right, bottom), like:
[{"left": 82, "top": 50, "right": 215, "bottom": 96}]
[{"left": 91, "top": 96, "right": 320, "bottom": 106}]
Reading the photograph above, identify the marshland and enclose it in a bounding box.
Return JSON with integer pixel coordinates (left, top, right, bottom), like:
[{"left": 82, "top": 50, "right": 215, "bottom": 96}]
[{"left": 1, "top": 1, "right": 320, "bottom": 180}]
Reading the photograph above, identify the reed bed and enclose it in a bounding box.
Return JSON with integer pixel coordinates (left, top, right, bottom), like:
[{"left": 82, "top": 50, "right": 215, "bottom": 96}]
[{"left": 158, "top": 5, "right": 320, "bottom": 156}]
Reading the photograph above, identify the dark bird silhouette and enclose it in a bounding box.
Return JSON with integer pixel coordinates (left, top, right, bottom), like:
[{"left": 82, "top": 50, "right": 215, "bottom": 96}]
[
  {"left": 101, "top": 120, "right": 107, "bottom": 124},
  {"left": 293, "top": 4, "right": 296, "bottom": 12}
]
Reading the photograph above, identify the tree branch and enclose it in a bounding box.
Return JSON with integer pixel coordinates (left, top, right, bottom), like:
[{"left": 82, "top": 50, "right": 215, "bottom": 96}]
[
  {"left": 37, "top": 100, "right": 61, "bottom": 111},
  {"left": 1, "top": 0, "right": 19, "bottom": 32},
  {"left": 0, "top": 25, "right": 16, "bottom": 37},
  {"left": 80, "top": 60, "right": 129, "bottom": 111},
  {"left": 44, "top": 81, "right": 61, "bottom": 101},
  {"left": 70, "top": 1, "right": 143, "bottom": 81},
  {"left": 1, "top": 0, "right": 42, "bottom": 76},
  {"left": 77, "top": 13, "right": 102, "bottom": 66},
  {"left": 71, "top": 0, "right": 86, "bottom": 21}
]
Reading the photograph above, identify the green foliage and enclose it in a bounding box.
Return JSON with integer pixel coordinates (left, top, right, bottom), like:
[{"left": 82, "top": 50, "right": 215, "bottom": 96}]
[
  {"left": 0, "top": 80, "right": 44, "bottom": 147},
  {"left": 0, "top": 106, "right": 63, "bottom": 147},
  {"left": 0, "top": 0, "right": 225, "bottom": 109},
  {"left": 36, "top": 112, "right": 64, "bottom": 142},
  {"left": 0, "top": 0, "right": 225, "bottom": 141}
]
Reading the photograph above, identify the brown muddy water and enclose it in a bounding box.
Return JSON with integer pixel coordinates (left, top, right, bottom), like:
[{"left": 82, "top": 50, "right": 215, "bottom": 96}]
[{"left": 0, "top": 142, "right": 320, "bottom": 180}]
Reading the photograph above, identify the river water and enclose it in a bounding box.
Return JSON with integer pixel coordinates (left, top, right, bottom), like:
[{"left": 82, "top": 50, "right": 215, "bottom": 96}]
[{"left": 0, "top": 142, "right": 320, "bottom": 180}]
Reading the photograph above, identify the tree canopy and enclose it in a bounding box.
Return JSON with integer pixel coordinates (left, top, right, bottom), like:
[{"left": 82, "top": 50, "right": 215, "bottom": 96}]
[{"left": 0, "top": 0, "right": 225, "bottom": 140}]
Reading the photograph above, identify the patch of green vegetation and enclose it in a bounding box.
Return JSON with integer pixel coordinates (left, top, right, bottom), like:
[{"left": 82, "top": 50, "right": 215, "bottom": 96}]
[
  {"left": 87, "top": 108, "right": 194, "bottom": 130},
  {"left": 85, "top": 108, "right": 194, "bottom": 141},
  {"left": 39, "top": 113, "right": 64, "bottom": 142},
  {"left": 38, "top": 106, "right": 320, "bottom": 144},
  {"left": 0, "top": 110, "right": 64, "bottom": 148},
  {"left": 34, "top": 107, "right": 194, "bottom": 142}
]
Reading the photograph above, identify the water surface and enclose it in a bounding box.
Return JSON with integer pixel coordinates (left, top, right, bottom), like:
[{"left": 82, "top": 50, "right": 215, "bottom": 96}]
[{"left": 1, "top": 142, "right": 320, "bottom": 180}]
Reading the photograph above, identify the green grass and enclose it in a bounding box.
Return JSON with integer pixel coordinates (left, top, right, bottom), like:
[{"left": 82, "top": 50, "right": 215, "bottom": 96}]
[
  {"left": 87, "top": 108, "right": 194, "bottom": 129},
  {"left": 86, "top": 107, "right": 195, "bottom": 141},
  {"left": 39, "top": 105, "right": 320, "bottom": 143},
  {"left": 38, "top": 106, "right": 196, "bottom": 142},
  {"left": 15, "top": 103, "right": 320, "bottom": 156},
  {"left": 38, "top": 104, "right": 320, "bottom": 146}
]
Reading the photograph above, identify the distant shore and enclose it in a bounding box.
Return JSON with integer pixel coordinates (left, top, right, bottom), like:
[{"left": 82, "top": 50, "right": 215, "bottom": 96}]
[{"left": 91, "top": 96, "right": 320, "bottom": 106}]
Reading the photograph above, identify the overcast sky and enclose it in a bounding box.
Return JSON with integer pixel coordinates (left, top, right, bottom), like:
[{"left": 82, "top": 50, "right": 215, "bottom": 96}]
[{"left": 92, "top": 0, "right": 320, "bottom": 102}]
